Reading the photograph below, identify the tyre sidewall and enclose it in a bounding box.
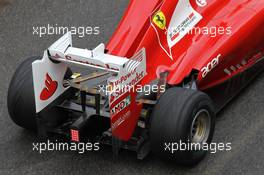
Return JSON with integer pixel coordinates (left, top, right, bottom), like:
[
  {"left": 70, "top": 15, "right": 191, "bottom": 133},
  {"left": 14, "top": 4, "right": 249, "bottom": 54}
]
[{"left": 150, "top": 88, "right": 215, "bottom": 165}]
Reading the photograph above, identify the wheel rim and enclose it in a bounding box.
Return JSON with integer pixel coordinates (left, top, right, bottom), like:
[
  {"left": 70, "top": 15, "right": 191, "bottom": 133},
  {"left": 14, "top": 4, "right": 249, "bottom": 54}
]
[{"left": 190, "top": 109, "right": 211, "bottom": 143}]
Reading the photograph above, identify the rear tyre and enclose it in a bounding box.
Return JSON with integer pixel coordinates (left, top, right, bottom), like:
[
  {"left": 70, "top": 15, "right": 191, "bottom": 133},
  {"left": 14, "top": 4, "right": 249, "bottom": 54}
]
[
  {"left": 150, "top": 87, "right": 215, "bottom": 166},
  {"left": 7, "top": 57, "right": 72, "bottom": 131}
]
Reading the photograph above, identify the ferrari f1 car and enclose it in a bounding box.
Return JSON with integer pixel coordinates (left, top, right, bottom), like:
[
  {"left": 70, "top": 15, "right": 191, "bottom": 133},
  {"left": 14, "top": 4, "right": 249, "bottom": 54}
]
[{"left": 7, "top": 0, "right": 264, "bottom": 165}]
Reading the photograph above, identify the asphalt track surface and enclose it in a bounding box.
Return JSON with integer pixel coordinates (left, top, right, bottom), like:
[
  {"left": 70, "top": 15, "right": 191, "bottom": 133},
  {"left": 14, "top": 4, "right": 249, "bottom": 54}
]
[{"left": 0, "top": 0, "right": 264, "bottom": 174}]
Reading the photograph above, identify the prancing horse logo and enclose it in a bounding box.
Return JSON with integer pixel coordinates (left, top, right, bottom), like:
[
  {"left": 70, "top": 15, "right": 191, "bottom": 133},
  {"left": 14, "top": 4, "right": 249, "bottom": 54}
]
[{"left": 152, "top": 11, "right": 166, "bottom": 30}]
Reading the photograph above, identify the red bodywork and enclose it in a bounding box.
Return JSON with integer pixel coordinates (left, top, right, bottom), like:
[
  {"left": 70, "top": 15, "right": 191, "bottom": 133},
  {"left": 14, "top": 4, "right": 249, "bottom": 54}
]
[{"left": 105, "top": 0, "right": 264, "bottom": 141}]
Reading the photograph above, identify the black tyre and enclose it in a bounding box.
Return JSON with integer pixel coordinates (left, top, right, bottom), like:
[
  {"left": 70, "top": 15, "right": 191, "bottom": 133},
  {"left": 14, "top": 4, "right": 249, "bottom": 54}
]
[
  {"left": 7, "top": 57, "right": 72, "bottom": 131},
  {"left": 150, "top": 87, "right": 215, "bottom": 166}
]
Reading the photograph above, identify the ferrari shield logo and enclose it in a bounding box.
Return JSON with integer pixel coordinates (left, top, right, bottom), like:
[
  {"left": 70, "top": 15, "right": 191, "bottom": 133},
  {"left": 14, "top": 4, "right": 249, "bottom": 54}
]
[{"left": 152, "top": 11, "right": 166, "bottom": 30}]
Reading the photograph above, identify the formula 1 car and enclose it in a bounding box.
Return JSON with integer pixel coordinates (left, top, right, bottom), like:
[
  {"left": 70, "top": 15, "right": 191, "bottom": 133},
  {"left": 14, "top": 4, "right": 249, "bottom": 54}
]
[{"left": 7, "top": 0, "right": 264, "bottom": 165}]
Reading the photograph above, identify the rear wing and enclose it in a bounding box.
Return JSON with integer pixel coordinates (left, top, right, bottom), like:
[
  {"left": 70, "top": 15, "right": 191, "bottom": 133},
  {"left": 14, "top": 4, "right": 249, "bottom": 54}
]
[
  {"left": 32, "top": 32, "right": 147, "bottom": 113},
  {"left": 48, "top": 32, "right": 129, "bottom": 73}
]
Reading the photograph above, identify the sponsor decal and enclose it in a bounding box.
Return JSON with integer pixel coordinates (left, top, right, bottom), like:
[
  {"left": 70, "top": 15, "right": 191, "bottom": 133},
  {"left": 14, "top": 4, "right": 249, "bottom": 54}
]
[
  {"left": 202, "top": 54, "right": 221, "bottom": 78},
  {"left": 126, "top": 71, "right": 144, "bottom": 87},
  {"left": 112, "top": 69, "right": 137, "bottom": 86},
  {"left": 107, "top": 48, "right": 146, "bottom": 106},
  {"left": 109, "top": 71, "right": 144, "bottom": 104},
  {"left": 53, "top": 54, "right": 119, "bottom": 72},
  {"left": 40, "top": 73, "right": 58, "bottom": 101},
  {"left": 151, "top": 0, "right": 203, "bottom": 59},
  {"left": 109, "top": 88, "right": 126, "bottom": 106},
  {"left": 196, "top": 0, "right": 207, "bottom": 7},
  {"left": 152, "top": 11, "right": 166, "bottom": 30},
  {"left": 169, "top": 12, "right": 196, "bottom": 42},
  {"left": 110, "top": 96, "right": 131, "bottom": 116},
  {"left": 167, "top": 7, "right": 202, "bottom": 48},
  {"left": 111, "top": 110, "right": 131, "bottom": 130}
]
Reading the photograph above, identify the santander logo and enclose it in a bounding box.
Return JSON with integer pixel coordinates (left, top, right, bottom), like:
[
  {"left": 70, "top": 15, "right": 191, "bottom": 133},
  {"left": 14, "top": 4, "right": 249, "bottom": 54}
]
[{"left": 40, "top": 73, "right": 58, "bottom": 101}]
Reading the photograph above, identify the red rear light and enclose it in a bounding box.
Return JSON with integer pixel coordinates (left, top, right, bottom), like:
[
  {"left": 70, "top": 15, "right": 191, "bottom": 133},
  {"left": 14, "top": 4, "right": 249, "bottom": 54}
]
[{"left": 71, "top": 129, "right": 80, "bottom": 142}]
